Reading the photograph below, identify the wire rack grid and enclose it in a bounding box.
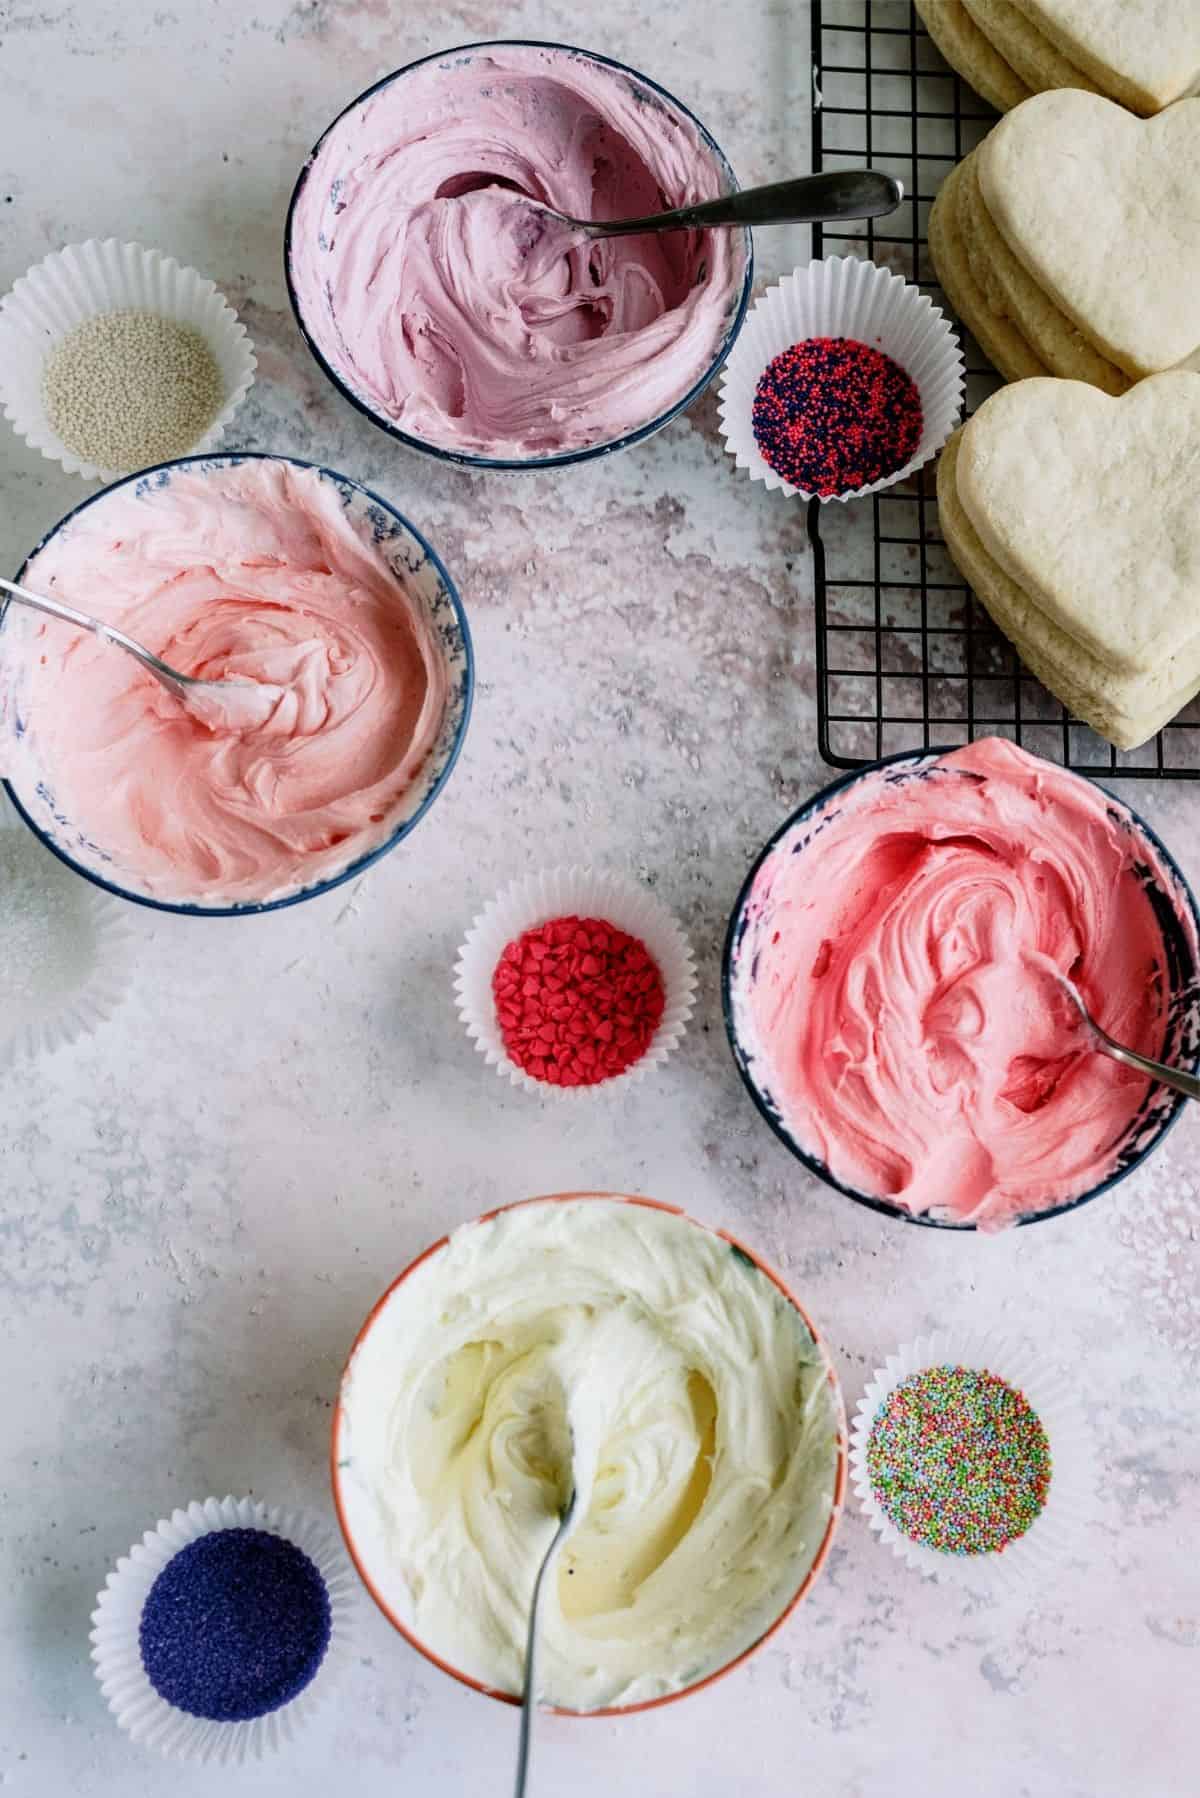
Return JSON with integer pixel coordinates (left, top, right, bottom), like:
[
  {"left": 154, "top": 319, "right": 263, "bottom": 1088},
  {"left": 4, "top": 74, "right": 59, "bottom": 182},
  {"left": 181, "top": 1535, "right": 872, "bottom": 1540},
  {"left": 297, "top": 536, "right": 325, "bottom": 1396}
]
[{"left": 808, "top": 0, "right": 1200, "bottom": 778}]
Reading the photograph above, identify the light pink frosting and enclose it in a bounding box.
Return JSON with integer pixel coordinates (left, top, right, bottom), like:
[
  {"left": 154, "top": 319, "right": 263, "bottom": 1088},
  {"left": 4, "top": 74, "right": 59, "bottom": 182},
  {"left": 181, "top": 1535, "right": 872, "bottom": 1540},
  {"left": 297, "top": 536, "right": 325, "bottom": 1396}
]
[
  {"left": 737, "top": 739, "right": 1173, "bottom": 1228},
  {"left": 14, "top": 462, "right": 448, "bottom": 905},
  {"left": 290, "top": 45, "right": 745, "bottom": 457}
]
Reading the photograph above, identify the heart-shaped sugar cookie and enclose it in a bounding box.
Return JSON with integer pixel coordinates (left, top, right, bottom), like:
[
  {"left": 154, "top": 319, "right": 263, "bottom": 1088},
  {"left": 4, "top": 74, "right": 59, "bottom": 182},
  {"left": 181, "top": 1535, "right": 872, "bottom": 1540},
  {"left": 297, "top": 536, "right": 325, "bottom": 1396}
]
[
  {"left": 978, "top": 91, "right": 1200, "bottom": 375},
  {"left": 954, "top": 372, "right": 1200, "bottom": 678},
  {"left": 1009, "top": 0, "right": 1200, "bottom": 113}
]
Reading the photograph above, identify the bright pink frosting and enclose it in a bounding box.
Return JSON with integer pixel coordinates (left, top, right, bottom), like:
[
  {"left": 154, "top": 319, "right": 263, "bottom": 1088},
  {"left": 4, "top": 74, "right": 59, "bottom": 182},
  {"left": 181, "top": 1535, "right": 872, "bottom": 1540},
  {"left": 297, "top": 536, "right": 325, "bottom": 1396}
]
[
  {"left": 736, "top": 739, "right": 1173, "bottom": 1228},
  {"left": 289, "top": 45, "right": 745, "bottom": 456},
  {"left": 13, "top": 462, "right": 448, "bottom": 905}
]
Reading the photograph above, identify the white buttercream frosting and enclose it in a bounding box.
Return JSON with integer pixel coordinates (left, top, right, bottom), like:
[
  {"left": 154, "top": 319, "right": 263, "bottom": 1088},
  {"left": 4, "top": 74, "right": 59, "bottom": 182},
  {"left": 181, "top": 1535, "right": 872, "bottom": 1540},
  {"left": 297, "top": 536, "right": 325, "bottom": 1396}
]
[{"left": 337, "top": 1197, "right": 841, "bottom": 1710}]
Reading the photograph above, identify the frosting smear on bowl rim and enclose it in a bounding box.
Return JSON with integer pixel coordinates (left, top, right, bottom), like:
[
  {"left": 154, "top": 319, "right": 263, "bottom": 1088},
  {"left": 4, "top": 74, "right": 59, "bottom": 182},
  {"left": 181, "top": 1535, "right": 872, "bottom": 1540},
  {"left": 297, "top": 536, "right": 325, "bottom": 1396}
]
[
  {"left": 289, "top": 43, "right": 747, "bottom": 460},
  {"left": 335, "top": 1196, "right": 841, "bottom": 1711},
  {"left": 3, "top": 459, "right": 452, "bottom": 907},
  {"left": 729, "top": 738, "right": 1189, "bottom": 1230}
]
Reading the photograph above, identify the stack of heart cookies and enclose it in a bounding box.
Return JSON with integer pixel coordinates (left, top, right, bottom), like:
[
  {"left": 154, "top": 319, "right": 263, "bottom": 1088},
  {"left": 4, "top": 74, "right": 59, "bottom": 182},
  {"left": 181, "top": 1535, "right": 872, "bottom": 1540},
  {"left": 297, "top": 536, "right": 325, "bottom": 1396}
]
[
  {"left": 937, "top": 373, "right": 1200, "bottom": 749},
  {"left": 929, "top": 90, "right": 1200, "bottom": 391},
  {"left": 915, "top": 0, "right": 1200, "bottom": 116}
]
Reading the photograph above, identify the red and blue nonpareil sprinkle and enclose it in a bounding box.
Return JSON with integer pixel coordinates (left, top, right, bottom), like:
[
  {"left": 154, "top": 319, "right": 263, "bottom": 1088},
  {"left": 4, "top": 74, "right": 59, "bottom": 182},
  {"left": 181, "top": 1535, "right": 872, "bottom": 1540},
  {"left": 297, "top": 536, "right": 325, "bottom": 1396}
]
[
  {"left": 751, "top": 336, "right": 922, "bottom": 496},
  {"left": 866, "top": 1365, "right": 1052, "bottom": 1555},
  {"left": 138, "top": 1528, "right": 332, "bottom": 1722}
]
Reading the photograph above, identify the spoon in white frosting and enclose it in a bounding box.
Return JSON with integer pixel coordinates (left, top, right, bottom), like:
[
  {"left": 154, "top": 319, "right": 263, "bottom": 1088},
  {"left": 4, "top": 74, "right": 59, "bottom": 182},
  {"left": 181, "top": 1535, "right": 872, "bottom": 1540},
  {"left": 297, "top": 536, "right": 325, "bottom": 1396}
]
[
  {"left": 0, "top": 574, "right": 286, "bottom": 732},
  {"left": 513, "top": 1426, "right": 579, "bottom": 1798}
]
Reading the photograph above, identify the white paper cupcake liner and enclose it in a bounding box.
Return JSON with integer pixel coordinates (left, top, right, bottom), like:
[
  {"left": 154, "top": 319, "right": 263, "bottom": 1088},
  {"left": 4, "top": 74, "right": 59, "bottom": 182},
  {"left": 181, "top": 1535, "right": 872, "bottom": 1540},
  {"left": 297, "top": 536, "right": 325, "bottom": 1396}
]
[
  {"left": 454, "top": 866, "right": 697, "bottom": 1097},
  {"left": 0, "top": 792, "right": 133, "bottom": 1067},
  {"left": 718, "top": 256, "right": 964, "bottom": 501},
  {"left": 0, "top": 240, "right": 256, "bottom": 481},
  {"left": 849, "top": 1330, "right": 1092, "bottom": 1595},
  {"left": 90, "top": 1495, "right": 358, "bottom": 1765}
]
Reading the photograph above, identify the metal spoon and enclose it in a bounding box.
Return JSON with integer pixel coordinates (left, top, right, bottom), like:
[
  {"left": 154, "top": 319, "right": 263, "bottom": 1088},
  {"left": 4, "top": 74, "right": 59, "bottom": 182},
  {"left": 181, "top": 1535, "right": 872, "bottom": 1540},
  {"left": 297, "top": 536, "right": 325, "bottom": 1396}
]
[
  {"left": 0, "top": 575, "right": 285, "bottom": 731},
  {"left": 528, "top": 168, "right": 903, "bottom": 240},
  {"left": 1056, "top": 971, "right": 1200, "bottom": 1101},
  {"left": 513, "top": 1458, "right": 578, "bottom": 1798}
]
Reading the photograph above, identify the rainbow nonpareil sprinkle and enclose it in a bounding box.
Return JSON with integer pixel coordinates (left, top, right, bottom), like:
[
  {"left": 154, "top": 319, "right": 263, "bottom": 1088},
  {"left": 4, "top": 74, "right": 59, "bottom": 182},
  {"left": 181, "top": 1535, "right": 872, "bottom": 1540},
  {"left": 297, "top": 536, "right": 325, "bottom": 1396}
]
[{"left": 866, "top": 1365, "right": 1052, "bottom": 1555}]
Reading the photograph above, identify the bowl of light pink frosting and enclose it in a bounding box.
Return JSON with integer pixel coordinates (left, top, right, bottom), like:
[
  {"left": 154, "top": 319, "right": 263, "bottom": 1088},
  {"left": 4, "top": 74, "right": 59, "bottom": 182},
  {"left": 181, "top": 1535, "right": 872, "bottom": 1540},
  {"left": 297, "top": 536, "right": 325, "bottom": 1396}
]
[
  {"left": 0, "top": 454, "right": 472, "bottom": 913},
  {"left": 723, "top": 739, "right": 1200, "bottom": 1231},
  {"left": 285, "top": 41, "right": 752, "bottom": 467}
]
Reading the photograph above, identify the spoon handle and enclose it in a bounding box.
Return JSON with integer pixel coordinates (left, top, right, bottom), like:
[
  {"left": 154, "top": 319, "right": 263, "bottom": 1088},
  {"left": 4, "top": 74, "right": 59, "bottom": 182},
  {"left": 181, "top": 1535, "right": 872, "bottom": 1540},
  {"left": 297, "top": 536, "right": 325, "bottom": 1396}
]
[
  {"left": 0, "top": 573, "right": 107, "bottom": 637},
  {"left": 0, "top": 574, "right": 188, "bottom": 696},
  {"left": 1093, "top": 1030, "right": 1200, "bottom": 1101},
  {"left": 584, "top": 170, "right": 903, "bottom": 237},
  {"left": 514, "top": 1489, "right": 577, "bottom": 1798}
]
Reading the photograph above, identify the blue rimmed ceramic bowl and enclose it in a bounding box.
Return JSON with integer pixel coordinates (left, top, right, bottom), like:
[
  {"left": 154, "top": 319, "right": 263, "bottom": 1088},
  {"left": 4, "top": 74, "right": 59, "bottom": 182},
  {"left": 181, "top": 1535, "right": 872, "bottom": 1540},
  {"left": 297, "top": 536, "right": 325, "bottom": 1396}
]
[
  {"left": 722, "top": 747, "right": 1200, "bottom": 1230},
  {"left": 284, "top": 39, "right": 753, "bottom": 471},
  {"left": 0, "top": 452, "right": 473, "bottom": 916}
]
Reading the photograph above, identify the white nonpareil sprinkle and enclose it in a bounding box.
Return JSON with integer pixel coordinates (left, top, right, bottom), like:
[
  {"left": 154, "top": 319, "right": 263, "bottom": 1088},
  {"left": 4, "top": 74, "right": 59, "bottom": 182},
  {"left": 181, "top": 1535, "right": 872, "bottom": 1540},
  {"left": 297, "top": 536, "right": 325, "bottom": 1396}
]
[
  {"left": 0, "top": 827, "right": 96, "bottom": 1023},
  {"left": 41, "top": 308, "right": 224, "bottom": 472}
]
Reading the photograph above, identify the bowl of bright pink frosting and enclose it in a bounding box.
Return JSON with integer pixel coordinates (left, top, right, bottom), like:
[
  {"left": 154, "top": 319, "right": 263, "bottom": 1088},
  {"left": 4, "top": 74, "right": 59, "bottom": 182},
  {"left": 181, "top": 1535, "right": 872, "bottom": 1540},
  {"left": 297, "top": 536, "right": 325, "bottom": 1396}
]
[
  {"left": 723, "top": 739, "right": 1200, "bottom": 1231},
  {"left": 285, "top": 40, "right": 752, "bottom": 467},
  {"left": 0, "top": 454, "right": 472, "bottom": 914}
]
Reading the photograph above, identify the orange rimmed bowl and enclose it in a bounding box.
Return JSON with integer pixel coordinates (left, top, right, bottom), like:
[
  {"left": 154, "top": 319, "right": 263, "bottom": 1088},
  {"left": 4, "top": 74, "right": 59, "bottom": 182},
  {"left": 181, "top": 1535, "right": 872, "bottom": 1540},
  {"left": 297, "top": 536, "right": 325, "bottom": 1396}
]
[{"left": 331, "top": 1191, "right": 847, "bottom": 1716}]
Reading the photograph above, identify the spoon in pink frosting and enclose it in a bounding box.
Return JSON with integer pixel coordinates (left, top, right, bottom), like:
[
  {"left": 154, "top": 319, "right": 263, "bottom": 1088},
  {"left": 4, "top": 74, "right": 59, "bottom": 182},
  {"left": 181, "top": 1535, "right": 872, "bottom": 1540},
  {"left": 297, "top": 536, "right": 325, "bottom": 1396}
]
[
  {"left": 523, "top": 168, "right": 904, "bottom": 242},
  {"left": 0, "top": 574, "right": 286, "bottom": 732},
  {"left": 1031, "top": 957, "right": 1199, "bottom": 1101}
]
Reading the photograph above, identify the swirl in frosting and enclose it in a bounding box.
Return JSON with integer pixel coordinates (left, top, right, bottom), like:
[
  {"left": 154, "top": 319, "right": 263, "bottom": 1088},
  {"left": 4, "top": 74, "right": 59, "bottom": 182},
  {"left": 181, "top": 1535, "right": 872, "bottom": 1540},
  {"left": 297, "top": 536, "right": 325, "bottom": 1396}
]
[
  {"left": 289, "top": 45, "right": 746, "bottom": 457},
  {"left": 733, "top": 738, "right": 1177, "bottom": 1228},
  {"left": 8, "top": 461, "right": 449, "bottom": 904},
  {"left": 336, "top": 1197, "right": 840, "bottom": 1710}
]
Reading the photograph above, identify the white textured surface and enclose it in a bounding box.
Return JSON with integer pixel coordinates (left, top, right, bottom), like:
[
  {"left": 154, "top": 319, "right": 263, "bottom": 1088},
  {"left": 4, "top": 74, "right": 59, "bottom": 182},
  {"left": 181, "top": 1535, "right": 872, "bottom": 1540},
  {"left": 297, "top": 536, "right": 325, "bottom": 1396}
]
[{"left": 0, "top": 3, "right": 1197, "bottom": 1795}]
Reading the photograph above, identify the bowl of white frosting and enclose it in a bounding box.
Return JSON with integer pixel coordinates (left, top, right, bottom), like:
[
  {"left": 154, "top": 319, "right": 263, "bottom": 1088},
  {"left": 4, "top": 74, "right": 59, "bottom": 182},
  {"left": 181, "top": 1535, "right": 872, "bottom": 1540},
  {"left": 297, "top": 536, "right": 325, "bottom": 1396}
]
[
  {"left": 285, "top": 41, "right": 753, "bottom": 469},
  {"left": 0, "top": 453, "right": 473, "bottom": 914},
  {"left": 333, "top": 1192, "right": 845, "bottom": 1714}
]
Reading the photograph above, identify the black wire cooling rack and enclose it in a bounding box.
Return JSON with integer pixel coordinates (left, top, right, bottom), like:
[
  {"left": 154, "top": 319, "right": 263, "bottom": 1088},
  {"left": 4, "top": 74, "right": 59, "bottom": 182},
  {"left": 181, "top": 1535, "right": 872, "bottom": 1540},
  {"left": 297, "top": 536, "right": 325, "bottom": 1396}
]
[{"left": 808, "top": 0, "right": 1200, "bottom": 778}]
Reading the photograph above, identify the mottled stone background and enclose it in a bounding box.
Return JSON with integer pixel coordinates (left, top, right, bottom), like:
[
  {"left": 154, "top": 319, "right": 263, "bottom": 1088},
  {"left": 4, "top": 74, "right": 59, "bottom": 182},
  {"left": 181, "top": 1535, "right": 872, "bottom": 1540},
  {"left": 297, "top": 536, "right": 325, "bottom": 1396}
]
[{"left": 0, "top": 2, "right": 1196, "bottom": 1793}]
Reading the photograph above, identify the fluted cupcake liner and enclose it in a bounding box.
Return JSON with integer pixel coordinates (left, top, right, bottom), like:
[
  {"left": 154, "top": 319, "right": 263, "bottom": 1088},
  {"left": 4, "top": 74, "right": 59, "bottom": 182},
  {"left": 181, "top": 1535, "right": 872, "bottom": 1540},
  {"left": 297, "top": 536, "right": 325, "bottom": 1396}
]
[
  {"left": 718, "top": 256, "right": 964, "bottom": 501},
  {"left": 0, "top": 240, "right": 256, "bottom": 481},
  {"left": 90, "top": 1496, "right": 357, "bottom": 1764},
  {"left": 0, "top": 791, "right": 133, "bottom": 1067},
  {"left": 454, "top": 866, "right": 697, "bottom": 1097},
  {"left": 849, "top": 1329, "right": 1092, "bottom": 1593}
]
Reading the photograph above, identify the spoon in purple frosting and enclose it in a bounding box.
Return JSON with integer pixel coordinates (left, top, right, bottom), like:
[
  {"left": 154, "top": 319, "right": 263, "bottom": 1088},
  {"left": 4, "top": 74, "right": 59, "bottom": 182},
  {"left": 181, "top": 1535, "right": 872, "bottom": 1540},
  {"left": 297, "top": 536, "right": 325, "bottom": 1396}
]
[{"left": 522, "top": 167, "right": 902, "bottom": 245}]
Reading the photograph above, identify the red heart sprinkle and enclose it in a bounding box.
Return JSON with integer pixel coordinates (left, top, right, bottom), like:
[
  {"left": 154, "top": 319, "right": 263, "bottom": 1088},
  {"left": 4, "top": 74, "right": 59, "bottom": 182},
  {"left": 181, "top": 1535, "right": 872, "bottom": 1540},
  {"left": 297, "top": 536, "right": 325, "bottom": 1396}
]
[{"left": 489, "top": 913, "right": 666, "bottom": 1088}]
